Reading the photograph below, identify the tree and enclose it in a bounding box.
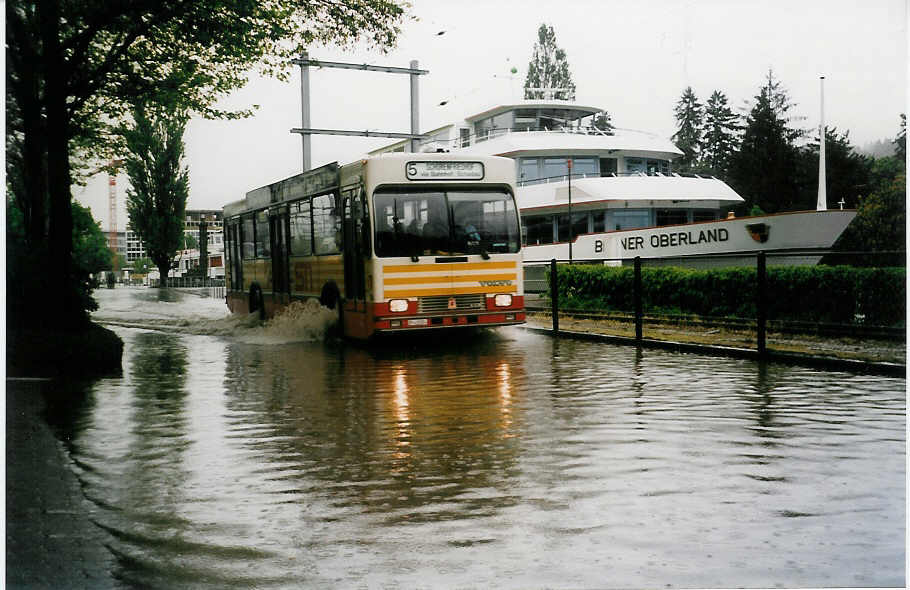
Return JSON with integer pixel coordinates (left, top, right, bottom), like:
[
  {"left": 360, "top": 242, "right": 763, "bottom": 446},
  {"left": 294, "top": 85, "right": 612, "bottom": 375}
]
[
  {"left": 593, "top": 111, "right": 614, "bottom": 134},
  {"left": 700, "top": 90, "right": 739, "bottom": 177},
  {"left": 796, "top": 127, "right": 870, "bottom": 212},
  {"left": 524, "top": 24, "right": 576, "bottom": 101},
  {"left": 839, "top": 164, "right": 905, "bottom": 257},
  {"left": 131, "top": 257, "right": 155, "bottom": 275},
  {"left": 672, "top": 87, "right": 703, "bottom": 171},
  {"left": 72, "top": 201, "right": 114, "bottom": 311},
  {"left": 728, "top": 70, "right": 805, "bottom": 213},
  {"left": 123, "top": 107, "right": 190, "bottom": 288},
  {"left": 6, "top": 0, "right": 406, "bottom": 328},
  {"left": 894, "top": 113, "right": 906, "bottom": 163}
]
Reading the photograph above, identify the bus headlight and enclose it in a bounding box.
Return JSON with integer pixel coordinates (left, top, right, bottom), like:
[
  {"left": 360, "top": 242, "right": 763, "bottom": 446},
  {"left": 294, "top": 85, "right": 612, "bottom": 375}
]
[
  {"left": 493, "top": 294, "right": 513, "bottom": 307},
  {"left": 389, "top": 299, "right": 409, "bottom": 313}
]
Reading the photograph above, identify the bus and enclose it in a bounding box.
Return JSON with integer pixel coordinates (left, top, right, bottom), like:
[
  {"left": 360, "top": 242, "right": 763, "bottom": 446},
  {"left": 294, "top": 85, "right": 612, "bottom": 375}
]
[{"left": 223, "top": 152, "right": 525, "bottom": 339}]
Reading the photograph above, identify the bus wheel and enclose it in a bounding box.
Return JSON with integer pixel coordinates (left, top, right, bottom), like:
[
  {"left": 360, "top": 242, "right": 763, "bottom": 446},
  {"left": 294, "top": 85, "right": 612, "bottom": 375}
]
[{"left": 249, "top": 284, "right": 265, "bottom": 321}]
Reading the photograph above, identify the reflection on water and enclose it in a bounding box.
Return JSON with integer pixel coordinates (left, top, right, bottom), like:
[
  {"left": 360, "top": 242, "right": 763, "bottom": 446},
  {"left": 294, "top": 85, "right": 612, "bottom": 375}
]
[{"left": 54, "top": 290, "right": 906, "bottom": 588}]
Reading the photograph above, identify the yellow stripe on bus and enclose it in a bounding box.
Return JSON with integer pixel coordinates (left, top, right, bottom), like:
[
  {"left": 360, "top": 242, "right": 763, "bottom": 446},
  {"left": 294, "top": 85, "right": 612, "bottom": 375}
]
[
  {"left": 383, "top": 273, "right": 517, "bottom": 285},
  {"left": 383, "top": 285, "right": 518, "bottom": 298},
  {"left": 383, "top": 261, "right": 517, "bottom": 273}
]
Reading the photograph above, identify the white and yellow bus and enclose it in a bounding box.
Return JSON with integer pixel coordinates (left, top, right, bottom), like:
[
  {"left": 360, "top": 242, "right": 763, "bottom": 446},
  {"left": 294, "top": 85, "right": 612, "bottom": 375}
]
[{"left": 223, "top": 153, "right": 525, "bottom": 339}]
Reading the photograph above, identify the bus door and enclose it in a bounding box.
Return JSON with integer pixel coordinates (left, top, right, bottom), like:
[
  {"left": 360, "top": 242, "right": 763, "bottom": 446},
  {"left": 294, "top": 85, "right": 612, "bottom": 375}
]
[
  {"left": 269, "top": 207, "right": 290, "bottom": 300},
  {"left": 230, "top": 221, "right": 243, "bottom": 292},
  {"left": 342, "top": 187, "right": 370, "bottom": 336}
]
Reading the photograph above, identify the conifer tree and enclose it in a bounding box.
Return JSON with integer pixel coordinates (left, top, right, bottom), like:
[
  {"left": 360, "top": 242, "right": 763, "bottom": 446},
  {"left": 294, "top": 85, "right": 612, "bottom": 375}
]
[
  {"left": 729, "top": 70, "right": 804, "bottom": 213},
  {"left": 672, "top": 87, "right": 703, "bottom": 171},
  {"left": 593, "top": 111, "right": 614, "bottom": 134},
  {"left": 894, "top": 113, "right": 906, "bottom": 163},
  {"left": 701, "top": 90, "right": 739, "bottom": 177},
  {"left": 524, "top": 24, "right": 576, "bottom": 101}
]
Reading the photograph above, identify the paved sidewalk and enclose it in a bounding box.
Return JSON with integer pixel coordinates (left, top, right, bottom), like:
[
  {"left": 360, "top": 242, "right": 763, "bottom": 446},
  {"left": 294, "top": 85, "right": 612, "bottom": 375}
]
[{"left": 6, "top": 379, "right": 120, "bottom": 589}]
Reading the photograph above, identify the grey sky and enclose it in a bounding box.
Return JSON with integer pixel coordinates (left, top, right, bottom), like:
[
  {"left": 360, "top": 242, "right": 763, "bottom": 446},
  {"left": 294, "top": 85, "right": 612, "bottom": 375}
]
[{"left": 76, "top": 0, "right": 907, "bottom": 230}]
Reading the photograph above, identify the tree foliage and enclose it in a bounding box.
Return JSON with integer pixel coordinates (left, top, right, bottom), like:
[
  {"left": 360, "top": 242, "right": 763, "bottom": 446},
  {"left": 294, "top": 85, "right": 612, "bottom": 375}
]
[
  {"left": 894, "top": 113, "right": 906, "bottom": 163},
  {"left": 524, "top": 24, "right": 576, "bottom": 101},
  {"left": 593, "top": 111, "right": 614, "bottom": 134},
  {"left": 123, "top": 107, "right": 190, "bottom": 288},
  {"left": 728, "top": 70, "right": 805, "bottom": 213},
  {"left": 700, "top": 90, "right": 739, "bottom": 177},
  {"left": 672, "top": 86, "right": 703, "bottom": 171},
  {"left": 795, "top": 127, "right": 870, "bottom": 211},
  {"left": 6, "top": 0, "right": 406, "bottom": 327}
]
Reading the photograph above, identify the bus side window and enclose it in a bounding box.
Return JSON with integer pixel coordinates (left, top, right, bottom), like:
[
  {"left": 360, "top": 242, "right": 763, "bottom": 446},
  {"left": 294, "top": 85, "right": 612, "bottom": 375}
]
[
  {"left": 313, "top": 192, "right": 341, "bottom": 255},
  {"left": 242, "top": 215, "right": 255, "bottom": 259},
  {"left": 290, "top": 199, "right": 313, "bottom": 256}
]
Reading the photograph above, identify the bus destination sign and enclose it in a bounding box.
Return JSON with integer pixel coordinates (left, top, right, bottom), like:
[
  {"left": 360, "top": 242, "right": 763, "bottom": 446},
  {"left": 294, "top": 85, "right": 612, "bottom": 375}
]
[{"left": 406, "top": 161, "right": 484, "bottom": 180}]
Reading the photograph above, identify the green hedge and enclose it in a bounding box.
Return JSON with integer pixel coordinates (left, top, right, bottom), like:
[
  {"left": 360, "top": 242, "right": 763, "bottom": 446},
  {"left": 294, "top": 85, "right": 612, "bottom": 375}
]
[{"left": 549, "top": 264, "right": 906, "bottom": 326}]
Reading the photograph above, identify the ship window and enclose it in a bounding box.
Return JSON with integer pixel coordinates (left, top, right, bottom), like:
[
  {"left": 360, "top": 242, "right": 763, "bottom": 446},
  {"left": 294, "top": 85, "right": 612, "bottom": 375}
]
[
  {"left": 519, "top": 158, "right": 541, "bottom": 183},
  {"left": 558, "top": 213, "right": 588, "bottom": 242},
  {"left": 647, "top": 159, "right": 670, "bottom": 175},
  {"left": 614, "top": 210, "right": 650, "bottom": 230},
  {"left": 625, "top": 158, "right": 645, "bottom": 174},
  {"left": 571, "top": 157, "right": 598, "bottom": 177},
  {"left": 544, "top": 157, "right": 568, "bottom": 180},
  {"left": 600, "top": 158, "right": 618, "bottom": 176},
  {"left": 693, "top": 210, "right": 717, "bottom": 222},
  {"left": 656, "top": 209, "right": 688, "bottom": 226},
  {"left": 592, "top": 211, "right": 606, "bottom": 232},
  {"left": 524, "top": 215, "right": 553, "bottom": 245}
]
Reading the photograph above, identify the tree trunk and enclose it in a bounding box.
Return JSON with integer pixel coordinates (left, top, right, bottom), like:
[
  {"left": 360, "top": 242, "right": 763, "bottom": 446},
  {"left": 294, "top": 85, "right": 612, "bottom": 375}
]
[
  {"left": 157, "top": 261, "right": 170, "bottom": 288},
  {"left": 41, "top": 0, "right": 78, "bottom": 326}
]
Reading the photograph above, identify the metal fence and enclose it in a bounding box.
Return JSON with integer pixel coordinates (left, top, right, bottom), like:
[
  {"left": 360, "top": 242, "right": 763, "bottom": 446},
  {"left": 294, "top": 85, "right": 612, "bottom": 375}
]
[{"left": 527, "top": 250, "right": 906, "bottom": 369}]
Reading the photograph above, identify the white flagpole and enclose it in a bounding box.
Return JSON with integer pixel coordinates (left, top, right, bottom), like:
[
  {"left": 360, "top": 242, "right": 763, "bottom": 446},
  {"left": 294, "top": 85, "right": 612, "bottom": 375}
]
[{"left": 817, "top": 76, "right": 827, "bottom": 211}]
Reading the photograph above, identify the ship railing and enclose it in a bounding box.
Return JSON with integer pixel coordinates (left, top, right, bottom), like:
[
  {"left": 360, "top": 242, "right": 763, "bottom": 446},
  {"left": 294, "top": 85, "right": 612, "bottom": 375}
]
[
  {"left": 516, "top": 171, "right": 721, "bottom": 187},
  {"left": 418, "top": 125, "right": 673, "bottom": 151}
]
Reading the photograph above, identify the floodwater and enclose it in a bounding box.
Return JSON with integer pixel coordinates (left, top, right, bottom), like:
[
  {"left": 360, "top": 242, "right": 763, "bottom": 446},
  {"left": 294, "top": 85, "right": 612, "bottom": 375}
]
[{"left": 48, "top": 287, "right": 906, "bottom": 587}]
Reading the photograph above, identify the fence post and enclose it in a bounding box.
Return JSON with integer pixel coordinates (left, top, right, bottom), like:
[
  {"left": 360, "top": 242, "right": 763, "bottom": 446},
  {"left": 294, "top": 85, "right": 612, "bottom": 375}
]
[
  {"left": 634, "top": 256, "right": 643, "bottom": 343},
  {"left": 756, "top": 250, "right": 767, "bottom": 356},
  {"left": 550, "top": 258, "right": 559, "bottom": 335}
]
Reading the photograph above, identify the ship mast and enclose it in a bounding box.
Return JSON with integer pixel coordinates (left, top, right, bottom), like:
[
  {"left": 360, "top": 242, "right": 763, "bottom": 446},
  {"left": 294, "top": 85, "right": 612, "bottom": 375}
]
[{"left": 816, "top": 76, "right": 827, "bottom": 211}]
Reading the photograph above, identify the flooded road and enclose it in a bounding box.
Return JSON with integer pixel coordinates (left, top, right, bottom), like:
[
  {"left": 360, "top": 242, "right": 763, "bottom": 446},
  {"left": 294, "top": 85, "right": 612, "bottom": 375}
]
[{"left": 48, "top": 287, "right": 907, "bottom": 587}]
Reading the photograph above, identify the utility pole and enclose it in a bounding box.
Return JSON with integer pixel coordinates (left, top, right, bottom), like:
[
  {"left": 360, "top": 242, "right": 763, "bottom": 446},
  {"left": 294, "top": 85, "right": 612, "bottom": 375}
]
[
  {"left": 291, "top": 54, "right": 429, "bottom": 171},
  {"left": 567, "top": 158, "right": 573, "bottom": 263}
]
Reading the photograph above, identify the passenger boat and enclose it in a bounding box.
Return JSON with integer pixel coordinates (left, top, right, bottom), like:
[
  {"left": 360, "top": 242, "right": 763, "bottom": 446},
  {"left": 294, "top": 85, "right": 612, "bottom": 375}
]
[{"left": 371, "top": 100, "right": 856, "bottom": 272}]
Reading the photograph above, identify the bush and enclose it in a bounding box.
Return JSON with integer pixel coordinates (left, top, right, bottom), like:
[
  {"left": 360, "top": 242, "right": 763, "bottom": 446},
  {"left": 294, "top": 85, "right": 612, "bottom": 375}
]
[{"left": 550, "top": 263, "right": 905, "bottom": 326}]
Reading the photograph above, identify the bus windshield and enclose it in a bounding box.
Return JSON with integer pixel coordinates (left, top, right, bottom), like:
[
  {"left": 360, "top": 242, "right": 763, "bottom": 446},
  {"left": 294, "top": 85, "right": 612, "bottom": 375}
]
[{"left": 373, "top": 187, "right": 520, "bottom": 258}]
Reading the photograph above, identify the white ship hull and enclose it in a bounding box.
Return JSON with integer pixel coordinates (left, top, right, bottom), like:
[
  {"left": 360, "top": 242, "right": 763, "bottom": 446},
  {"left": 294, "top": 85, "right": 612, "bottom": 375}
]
[{"left": 522, "top": 209, "right": 857, "bottom": 267}]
